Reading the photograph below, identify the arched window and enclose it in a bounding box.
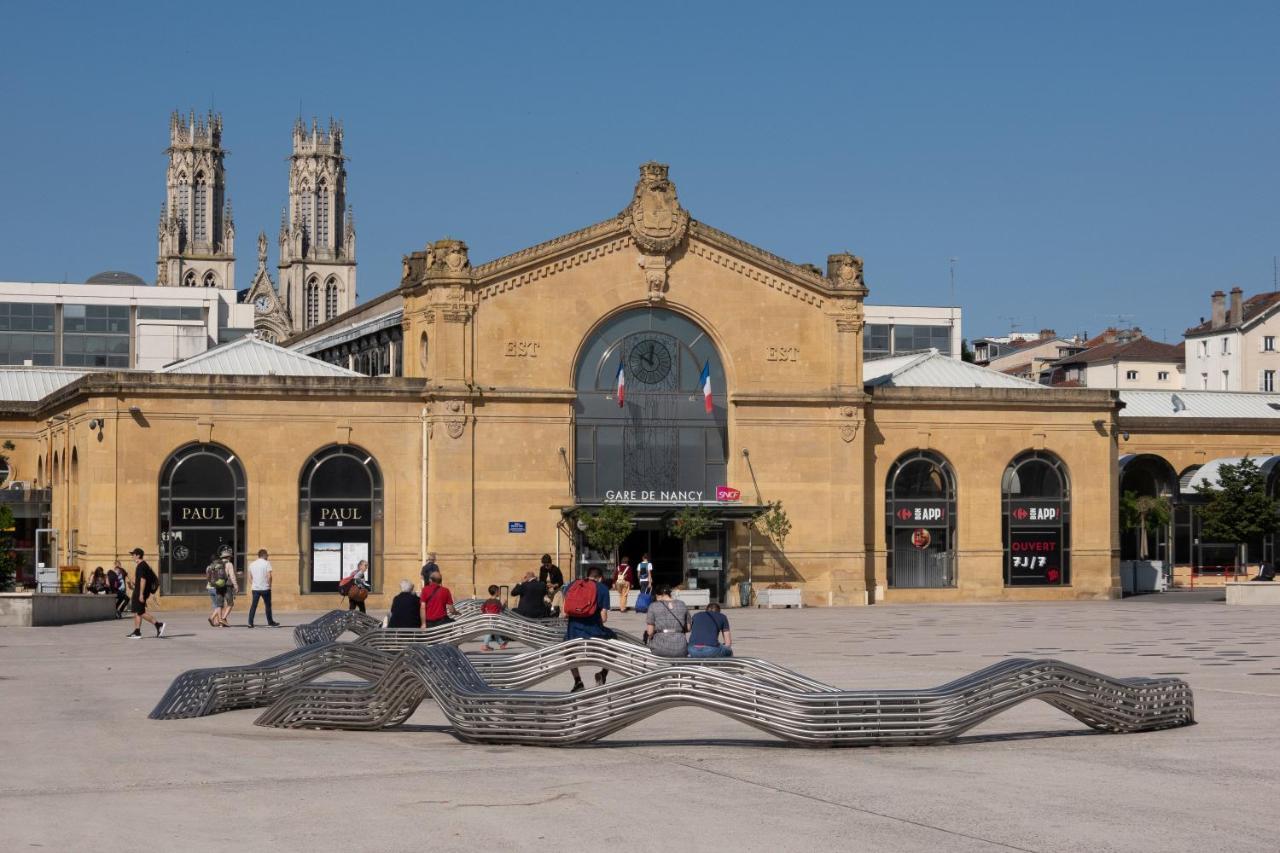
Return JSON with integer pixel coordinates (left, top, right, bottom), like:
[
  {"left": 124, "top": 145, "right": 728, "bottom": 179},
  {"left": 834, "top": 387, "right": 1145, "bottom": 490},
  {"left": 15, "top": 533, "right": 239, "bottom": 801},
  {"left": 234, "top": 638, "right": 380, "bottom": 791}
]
[
  {"left": 202, "top": 271, "right": 217, "bottom": 288},
  {"left": 324, "top": 277, "right": 338, "bottom": 320},
  {"left": 419, "top": 331, "right": 429, "bottom": 372},
  {"left": 299, "top": 445, "right": 383, "bottom": 593},
  {"left": 305, "top": 276, "right": 320, "bottom": 328},
  {"left": 1002, "top": 451, "right": 1071, "bottom": 586},
  {"left": 1118, "top": 454, "right": 1177, "bottom": 561},
  {"left": 158, "top": 443, "right": 246, "bottom": 595},
  {"left": 316, "top": 179, "right": 329, "bottom": 248},
  {"left": 36, "top": 455, "right": 42, "bottom": 487},
  {"left": 885, "top": 450, "right": 956, "bottom": 588},
  {"left": 300, "top": 182, "right": 313, "bottom": 252},
  {"left": 176, "top": 174, "right": 190, "bottom": 248},
  {"left": 182, "top": 270, "right": 197, "bottom": 287},
  {"left": 193, "top": 173, "right": 208, "bottom": 243}
]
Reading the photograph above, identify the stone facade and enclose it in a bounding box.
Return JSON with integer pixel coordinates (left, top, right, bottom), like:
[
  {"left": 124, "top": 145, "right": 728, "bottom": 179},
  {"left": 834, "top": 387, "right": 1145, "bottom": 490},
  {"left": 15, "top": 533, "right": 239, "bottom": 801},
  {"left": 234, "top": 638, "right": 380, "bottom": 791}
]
[
  {"left": 21, "top": 162, "right": 1269, "bottom": 610},
  {"left": 156, "top": 111, "right": 235, "bottom": 290}
]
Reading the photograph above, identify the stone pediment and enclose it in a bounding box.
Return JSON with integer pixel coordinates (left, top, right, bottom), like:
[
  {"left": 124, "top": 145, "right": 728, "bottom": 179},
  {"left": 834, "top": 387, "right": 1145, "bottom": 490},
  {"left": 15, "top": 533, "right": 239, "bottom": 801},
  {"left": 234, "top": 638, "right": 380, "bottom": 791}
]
[
  {"left": 243, "top": 237, "right": 293, "bottom": 342},
  {"left": 470, "top": 163, "right": 862, "bottom": 307}
]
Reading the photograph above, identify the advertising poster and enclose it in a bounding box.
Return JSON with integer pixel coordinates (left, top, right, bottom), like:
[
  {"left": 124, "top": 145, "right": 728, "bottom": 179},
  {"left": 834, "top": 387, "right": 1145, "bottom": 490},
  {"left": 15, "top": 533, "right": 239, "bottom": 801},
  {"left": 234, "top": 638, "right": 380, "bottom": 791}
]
[
  {"left": 1008, "top": 529, "right": 1061, "bottom": 585},
  {"left": 342, "top": 541, "right": 369, "bottom": 579},
  {"left": 312, "top": 542, "right": 343, "bottom": 583}
]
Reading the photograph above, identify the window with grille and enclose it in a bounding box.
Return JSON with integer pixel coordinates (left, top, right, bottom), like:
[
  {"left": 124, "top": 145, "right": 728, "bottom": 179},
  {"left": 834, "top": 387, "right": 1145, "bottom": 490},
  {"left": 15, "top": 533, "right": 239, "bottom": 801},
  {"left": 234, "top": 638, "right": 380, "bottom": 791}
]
[
  {"left": 305, "top": 277, "right": 320, "bottom": 328},
  {"left": 193, "top": 174, "right": 207, "bottom": 243},
  {"left": 325, "top": 278, "right": 338, "bottom": 320},
  {"left": 317, "top": 180, "right": 329, "bottom": 248}
]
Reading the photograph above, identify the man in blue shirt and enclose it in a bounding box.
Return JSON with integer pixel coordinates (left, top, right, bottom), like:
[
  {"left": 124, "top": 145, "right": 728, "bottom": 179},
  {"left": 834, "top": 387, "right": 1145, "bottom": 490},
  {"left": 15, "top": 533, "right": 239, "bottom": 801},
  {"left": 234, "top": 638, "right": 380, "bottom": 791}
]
[{"left": 688, "top": 602, "right": 732, "bottom": 657}]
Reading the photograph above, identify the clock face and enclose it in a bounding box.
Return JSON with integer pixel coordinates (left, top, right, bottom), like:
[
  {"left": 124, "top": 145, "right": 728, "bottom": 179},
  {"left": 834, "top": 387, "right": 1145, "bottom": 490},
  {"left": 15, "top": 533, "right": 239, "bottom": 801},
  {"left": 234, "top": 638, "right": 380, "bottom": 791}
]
[
  {"left": 254, "top": 296, "right": 270, "bottom": 314},
  {"left": 627, "top": 337, "right": 674, "bottom": 384}
]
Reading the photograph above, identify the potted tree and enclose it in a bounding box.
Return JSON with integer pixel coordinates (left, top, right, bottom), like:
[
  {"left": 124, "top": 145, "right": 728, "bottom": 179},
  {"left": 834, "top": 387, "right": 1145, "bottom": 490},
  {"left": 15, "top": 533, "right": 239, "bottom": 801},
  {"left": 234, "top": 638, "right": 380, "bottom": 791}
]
[
  {"left": 1118, "top": 490, "right": 1172, "bottom": 593},
  {"left": 1194, "top": 457, "right": 1279, "bottom": 579},
  {"left": 753, "top": 501, "right": 798, "bottom": 607},
  {"left": 0, "top": 505, "right": 15, "bottom": 593},
  {"left": 576, "top": 505, "right": 634, "bottom": 580}
]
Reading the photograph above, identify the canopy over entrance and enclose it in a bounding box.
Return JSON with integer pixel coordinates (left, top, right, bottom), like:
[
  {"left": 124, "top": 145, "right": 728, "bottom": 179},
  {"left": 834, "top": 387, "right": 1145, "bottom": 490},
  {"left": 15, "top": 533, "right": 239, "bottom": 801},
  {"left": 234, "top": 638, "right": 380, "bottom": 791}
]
[{"left": 1185, "top": 456, "right": 1280, "bottom": 493}]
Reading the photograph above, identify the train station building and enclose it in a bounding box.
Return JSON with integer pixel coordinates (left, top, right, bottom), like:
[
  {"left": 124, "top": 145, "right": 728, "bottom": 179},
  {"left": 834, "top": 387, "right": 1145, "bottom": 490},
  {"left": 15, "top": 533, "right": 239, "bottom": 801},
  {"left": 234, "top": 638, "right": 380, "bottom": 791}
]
[{"left": 1, "top": 163, "right": 1274, "bottom": 608}]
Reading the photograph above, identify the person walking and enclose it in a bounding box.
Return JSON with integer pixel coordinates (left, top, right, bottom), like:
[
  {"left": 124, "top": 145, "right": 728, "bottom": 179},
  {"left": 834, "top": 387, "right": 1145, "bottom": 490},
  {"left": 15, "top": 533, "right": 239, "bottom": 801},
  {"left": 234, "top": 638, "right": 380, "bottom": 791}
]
[
  {"left": 247, "top": 549, "right": 280, "bottom": 628},
  {"left": 387, "top": 580, "right": 421, "bottom": 628},
  {"left": 211, "top": 547, "right": 238, "bottom": 628},
  {"left": 636, "top": 552, "right": 654, "bottom": 595},
  {"left": 613, "top": 556, "right": 636, "bottom": 612},
  {"left": 125, "top": 548, "right": 165, "bottom": 639},
  {"left": 342, "top": 561, "right": 372, "bottom": 613},
  {"left": 420, "top": 552, "right": 439, "bottom": 587},
  {"left": 419, "top": 570, "right": 458, "bottom": 627},
  {"left": 644, "top": 585, "right": 690, "bottom": 658},
  {"left": 564, "top": 567, "right": 614, "bottom": 691},
  {"left": 206, "top": 551, "right": 230, "bottom": 627},
  {"left": 688, "top": 602, "right": 733, "bottom": 657}
]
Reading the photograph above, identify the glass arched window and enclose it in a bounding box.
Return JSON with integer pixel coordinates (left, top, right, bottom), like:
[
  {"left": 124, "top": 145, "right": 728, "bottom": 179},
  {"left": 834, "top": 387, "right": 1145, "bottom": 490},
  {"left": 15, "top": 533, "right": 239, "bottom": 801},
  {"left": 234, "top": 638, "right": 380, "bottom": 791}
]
[
  {"left": 182, "top": 270, "right": 197, "bottom": 287},
  {"left": 299, "top": 445, "right": 382, "bottom": 594},
  {"left": 324, "top": 277, "right": 338, "bottom": 320},
  {"left": 317, "top": 179, "right": 329, "bottom": 247},
  {"left": 885, "top": 450, "right": 956, "bottom": 588},
  {"left": 305, "top": 276, "right": 320, "bottom": 328},
  {"left": 158, "top": 443, "right": 246, "bottom": 595},
  {"left": 202, "top": 271, "right": 217, "bottom": 288},
  {"left": 1002, "top": 451, "right": 1070, "bottom": 586}
]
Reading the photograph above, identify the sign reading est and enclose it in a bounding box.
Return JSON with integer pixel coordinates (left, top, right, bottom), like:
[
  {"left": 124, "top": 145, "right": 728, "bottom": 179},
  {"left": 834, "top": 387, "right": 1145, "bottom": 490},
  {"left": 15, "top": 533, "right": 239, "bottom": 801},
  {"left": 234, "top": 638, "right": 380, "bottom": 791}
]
[{"left": 508, "top": 521, "right": 526, "bottom": 534}]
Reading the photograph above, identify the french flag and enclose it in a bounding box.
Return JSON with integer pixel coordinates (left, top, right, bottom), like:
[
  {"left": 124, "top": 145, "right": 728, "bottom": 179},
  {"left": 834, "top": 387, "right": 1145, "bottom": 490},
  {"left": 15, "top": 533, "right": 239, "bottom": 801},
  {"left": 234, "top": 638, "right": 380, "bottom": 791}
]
[
  {"left": 615, "top": 357, "right": 625, "bottom": 407},
  {"left": 699, "top": 360, "right": 713, "bottom": 413}
]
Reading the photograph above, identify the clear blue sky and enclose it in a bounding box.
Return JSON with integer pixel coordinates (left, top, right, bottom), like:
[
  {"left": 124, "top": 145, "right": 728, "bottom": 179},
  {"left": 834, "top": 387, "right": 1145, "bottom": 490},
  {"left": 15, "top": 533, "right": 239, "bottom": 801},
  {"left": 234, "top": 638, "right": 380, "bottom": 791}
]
[{"left": 3, "top": 1, "right": 1277, "bottom": 342}]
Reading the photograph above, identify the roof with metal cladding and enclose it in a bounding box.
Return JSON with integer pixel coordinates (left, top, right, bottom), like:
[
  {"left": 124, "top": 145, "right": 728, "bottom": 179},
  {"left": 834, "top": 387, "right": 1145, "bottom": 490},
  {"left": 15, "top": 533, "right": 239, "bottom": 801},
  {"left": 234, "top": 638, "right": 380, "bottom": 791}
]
[
  {"left": 158, "top": 335, "right": 361, "bottom": 376},
  {"left": 1119, "top": 389, "right": 1280, "bottom": 419},
  {"left": 864, "top": 350, "right": 1044, "bottom": 389},
  {"left": 0, "top": 367, "right": 90, "bottom": 401}
]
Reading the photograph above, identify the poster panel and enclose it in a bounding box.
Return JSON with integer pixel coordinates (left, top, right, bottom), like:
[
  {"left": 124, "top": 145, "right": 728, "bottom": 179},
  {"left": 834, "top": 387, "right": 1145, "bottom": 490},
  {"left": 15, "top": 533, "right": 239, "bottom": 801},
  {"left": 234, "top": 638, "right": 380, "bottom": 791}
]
[
  {"left": 312, "top": 542, "right": 343, "bottom": 583},
  {"left": 342, "top": 541, "right": 369, "bottom": 579},
  {"left": 1008, "top": 529, "right": 1062, "bottom": 585}
]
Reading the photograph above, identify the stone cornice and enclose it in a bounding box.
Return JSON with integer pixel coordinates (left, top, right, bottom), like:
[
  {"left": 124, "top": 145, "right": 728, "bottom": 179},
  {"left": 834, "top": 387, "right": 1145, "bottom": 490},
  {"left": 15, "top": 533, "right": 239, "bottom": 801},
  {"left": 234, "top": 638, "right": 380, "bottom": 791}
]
[
  {"left": 730, "top": 392, "right": 869, "bottom": 406},
  {"left": 689, "top": 221, "right": 835, "bottom": 298},
  {"left": 1119, "top": 416, "right": 1280, "bottom": 433},
  {"left": 472, "top": 216, "right": 628, "bottom": 282},
  {"left": 872, "top": 386, "right": 1118, "bottom": 411}
]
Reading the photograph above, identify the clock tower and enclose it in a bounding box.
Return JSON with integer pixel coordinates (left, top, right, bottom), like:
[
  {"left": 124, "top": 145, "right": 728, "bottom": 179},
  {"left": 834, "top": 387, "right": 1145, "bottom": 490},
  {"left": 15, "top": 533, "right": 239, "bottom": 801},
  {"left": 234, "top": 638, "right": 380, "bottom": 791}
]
[{"left": 242, "top": 231, "right": 292, "bottom": 342}]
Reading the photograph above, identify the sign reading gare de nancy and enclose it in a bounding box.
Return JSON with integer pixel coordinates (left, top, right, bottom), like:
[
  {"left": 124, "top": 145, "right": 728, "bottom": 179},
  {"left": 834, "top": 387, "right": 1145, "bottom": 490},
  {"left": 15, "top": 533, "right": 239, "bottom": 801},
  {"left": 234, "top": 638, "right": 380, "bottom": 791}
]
[{"left": 603, "top": 486, "right": 742, "bottom": 504}]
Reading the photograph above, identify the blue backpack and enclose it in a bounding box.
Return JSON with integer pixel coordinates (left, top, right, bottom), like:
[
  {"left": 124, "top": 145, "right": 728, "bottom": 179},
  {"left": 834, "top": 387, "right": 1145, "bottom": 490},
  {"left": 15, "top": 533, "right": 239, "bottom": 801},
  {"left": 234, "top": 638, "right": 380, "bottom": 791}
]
[{"left": 634, "top": 591, "right": 654, "bottom": 613}]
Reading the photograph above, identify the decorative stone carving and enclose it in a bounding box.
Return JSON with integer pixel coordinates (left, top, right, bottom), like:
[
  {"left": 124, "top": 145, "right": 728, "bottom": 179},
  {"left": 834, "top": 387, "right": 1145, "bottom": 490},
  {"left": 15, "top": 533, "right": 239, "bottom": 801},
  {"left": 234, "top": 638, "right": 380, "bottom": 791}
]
[
  {"left": 445, "top": 401, "right": 466, "bottom": 439},
  {"left": 626, "top": 162, "right": 689, "bottom": 255},
  {"left": 639, "top": 255, "right": 670, "bottom": 302},
  {"left": 827, "top": 253, "right": 865, "bottom": 290},
  {"left": 839, "top": 406, "right": 859, "bottom": 443},
  {"left": 426, "top": 239, "right": 471, "bottom": 274}
]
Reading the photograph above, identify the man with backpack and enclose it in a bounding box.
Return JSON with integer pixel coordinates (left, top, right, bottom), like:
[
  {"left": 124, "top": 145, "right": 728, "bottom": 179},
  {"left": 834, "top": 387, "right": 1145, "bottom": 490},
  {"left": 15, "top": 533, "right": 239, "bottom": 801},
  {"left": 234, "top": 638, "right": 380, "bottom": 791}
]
[
  {"left": 125, "top": 547, "right": 164, "bottom": 639},
  {"left": 563, "top": 566, "right": 613, "bottom": 691}
]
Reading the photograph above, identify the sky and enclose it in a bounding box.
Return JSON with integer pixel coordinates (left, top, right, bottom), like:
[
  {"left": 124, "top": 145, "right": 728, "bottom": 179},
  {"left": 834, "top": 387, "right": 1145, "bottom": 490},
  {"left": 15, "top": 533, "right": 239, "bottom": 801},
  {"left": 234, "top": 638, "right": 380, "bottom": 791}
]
[{"left": 2, "top": 1, "right": 1278, "bottom": 342}]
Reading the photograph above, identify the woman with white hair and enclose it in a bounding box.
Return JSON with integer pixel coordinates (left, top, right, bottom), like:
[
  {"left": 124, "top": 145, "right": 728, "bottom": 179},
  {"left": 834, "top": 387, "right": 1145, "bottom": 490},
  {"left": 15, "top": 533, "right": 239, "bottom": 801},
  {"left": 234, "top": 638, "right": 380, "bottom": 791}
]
[{"left": 387, "top": 579, "right": 420, "bottom": 628}]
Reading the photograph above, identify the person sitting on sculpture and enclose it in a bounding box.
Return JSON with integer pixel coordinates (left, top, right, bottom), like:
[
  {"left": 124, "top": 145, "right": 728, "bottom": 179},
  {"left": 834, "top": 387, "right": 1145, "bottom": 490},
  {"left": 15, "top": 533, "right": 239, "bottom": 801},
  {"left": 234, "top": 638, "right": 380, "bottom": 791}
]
[
  {"left": 510, "top": 571, "right": 551, "bottom": 618},
  {"left": 387, "top": 579, "right": 422, "bottom": 628}
]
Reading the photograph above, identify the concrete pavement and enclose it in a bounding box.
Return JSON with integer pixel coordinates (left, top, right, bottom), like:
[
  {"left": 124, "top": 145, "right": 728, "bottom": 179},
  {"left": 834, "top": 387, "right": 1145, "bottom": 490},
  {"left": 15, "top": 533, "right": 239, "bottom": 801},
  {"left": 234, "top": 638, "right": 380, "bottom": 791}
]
[{"left": 1, "top": 592, "right": 1277, "bottom": 852}]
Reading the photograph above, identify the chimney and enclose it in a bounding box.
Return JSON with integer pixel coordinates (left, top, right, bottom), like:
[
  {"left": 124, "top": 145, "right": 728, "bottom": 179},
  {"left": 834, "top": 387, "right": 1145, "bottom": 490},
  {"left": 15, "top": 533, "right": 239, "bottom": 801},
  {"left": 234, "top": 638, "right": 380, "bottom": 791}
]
[
  {"left": 1102, "top": 327, "right": 1117, "bottom": 344},
  {"left": 1210, "top": 291, "right": 1226, "bottom": 328},
  {"left": 1229, "top": 287, "right": 1243, "bottom": 326},
  {"left": 1039, "top": 328, "right": 1055, "bottom": 340}
]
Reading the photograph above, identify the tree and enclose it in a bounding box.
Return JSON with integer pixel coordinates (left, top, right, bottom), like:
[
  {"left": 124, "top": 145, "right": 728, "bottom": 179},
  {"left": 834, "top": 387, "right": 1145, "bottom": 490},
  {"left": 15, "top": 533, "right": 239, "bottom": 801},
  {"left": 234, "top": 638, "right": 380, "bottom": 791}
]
[
  {"left": 0, "top": 505, "right": 16, "bottom": 592},
  {"left": 754, "top": 500, "right": 792, "bottom": 550},
  {"left": 1194, "top": 457, "right": 1279, "bottom": 568},
  {"left": 960, "top": 339, "right": 975, "bottom": 363},
  {"left": 668, "top": 505, "right": 717, "bottom": 584},
  {"left": 1118, "top": 491, "right": 1171, "bottom": 561},
  {"left": 577, "top": 505, "right": 634, "bottom": 568}
]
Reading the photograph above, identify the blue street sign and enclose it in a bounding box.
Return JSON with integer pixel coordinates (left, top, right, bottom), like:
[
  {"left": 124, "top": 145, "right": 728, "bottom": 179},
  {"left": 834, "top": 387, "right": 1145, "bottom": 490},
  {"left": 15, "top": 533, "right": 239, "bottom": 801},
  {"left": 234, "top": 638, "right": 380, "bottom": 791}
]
[{"left": 508, "top": 521, "right": 526, "bottom": 534}]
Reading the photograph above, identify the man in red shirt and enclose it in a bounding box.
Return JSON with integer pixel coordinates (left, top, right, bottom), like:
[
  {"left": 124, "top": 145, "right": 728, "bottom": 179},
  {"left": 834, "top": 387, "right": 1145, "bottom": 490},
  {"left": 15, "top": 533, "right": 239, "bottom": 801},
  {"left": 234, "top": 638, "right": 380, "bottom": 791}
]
[{"left": 419, "top": 570, "right": 459, "bottom": 627}]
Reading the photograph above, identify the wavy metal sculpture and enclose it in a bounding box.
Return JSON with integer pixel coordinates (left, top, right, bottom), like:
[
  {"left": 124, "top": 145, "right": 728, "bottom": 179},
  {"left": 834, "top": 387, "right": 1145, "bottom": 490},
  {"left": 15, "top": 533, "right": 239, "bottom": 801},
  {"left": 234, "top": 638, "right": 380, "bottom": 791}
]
[
  {"left": 292, "top": 609, "right": 382, "bottom": 647},
  {"left": 252, "top": 640, "right": 1194, "bottom": 746}
]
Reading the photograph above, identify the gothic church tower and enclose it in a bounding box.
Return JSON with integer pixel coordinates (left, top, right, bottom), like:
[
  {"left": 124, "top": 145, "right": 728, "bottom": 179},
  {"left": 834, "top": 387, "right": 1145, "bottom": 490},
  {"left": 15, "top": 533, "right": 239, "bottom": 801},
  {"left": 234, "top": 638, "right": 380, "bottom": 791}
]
[
  {"left": 278, "top": 118, "right": 357, "bottom": 333},
  {"left": 157, "top": 111, "right": 236, "bottom": 289}
]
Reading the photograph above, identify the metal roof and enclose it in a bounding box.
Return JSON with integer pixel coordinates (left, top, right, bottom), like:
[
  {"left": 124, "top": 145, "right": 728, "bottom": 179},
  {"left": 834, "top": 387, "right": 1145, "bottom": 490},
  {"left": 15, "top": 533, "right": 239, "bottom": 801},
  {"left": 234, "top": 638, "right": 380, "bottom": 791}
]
[
  {"left": 159, "top": 335, "right": 362, "bottom": 377},
  {"left": 864, "top": 350, "right": 1044, "bottom": 389},
  {"left": 1186, "top": 456, "right": 1280, "bottom": 491},
  {"left": 292, "top": 309, "right": 404, "bottom": 355},
  {"left": 0, "top": 367, "right": 89, "bottom": 401},
  {"left": 1119, "top": 389, "right": 1280, "bottom": 419}
]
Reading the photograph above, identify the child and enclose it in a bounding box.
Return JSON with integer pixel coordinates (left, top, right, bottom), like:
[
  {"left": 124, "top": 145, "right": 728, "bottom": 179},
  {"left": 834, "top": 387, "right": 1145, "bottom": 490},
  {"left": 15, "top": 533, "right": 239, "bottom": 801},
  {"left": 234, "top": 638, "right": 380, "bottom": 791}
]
[{"left": 479, "top": 584, "right": 508, "bottom": 651}]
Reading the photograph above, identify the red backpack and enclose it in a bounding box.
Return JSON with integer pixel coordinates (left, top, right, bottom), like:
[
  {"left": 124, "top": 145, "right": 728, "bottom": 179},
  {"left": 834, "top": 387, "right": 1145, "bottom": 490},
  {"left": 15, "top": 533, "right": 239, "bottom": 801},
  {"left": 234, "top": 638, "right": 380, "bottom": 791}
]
[{"left": 563, "top": 579, "right": 599, "bottom": 618}]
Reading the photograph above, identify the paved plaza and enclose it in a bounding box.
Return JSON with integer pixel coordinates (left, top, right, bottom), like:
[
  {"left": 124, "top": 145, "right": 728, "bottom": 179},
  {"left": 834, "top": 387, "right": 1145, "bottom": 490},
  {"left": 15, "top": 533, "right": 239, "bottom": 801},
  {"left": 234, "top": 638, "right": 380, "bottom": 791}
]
[{"left": 1, "top": 592, "right": 1277, "bottom": 852}]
